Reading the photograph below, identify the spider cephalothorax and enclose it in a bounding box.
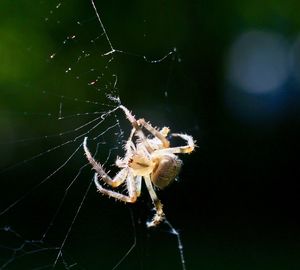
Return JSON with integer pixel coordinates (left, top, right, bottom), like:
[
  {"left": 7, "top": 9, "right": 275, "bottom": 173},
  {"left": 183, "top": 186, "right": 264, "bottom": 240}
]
[{"left": 83, "top": 105, "right": 195, "bottom": 227}]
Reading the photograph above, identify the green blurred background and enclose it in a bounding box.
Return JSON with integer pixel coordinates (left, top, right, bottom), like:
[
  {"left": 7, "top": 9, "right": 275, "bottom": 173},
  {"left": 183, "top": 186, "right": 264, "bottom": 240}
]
[{"left": 1, "top": 0, "right": 300, "bottom": 269}]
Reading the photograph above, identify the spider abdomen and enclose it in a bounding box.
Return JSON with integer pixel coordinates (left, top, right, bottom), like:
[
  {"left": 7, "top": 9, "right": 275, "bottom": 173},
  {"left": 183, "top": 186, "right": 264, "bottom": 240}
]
[{"left": 152, "top": 155, "right": 183, "bottom": 189}]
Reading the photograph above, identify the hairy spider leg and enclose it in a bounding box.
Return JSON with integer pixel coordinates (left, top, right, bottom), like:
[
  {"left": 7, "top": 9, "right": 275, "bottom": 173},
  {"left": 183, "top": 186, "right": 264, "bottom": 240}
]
[
  {"left": 83, "top": 126, "right": 141, "bottom": 203},
  {"left": 138, "top": 119, "right": 170, "bottom": 148},
  {"left": 118, "top": 128, "right": 136, "bottom": 164},
  {"left": 118, "top": 105, "right": 154, "bottom": 153},
  {"left": 83, "top": 137, "right": 129, "bottom": 187},
  {"left": 154, "top": 133, "right": 195, "bottom": 156},
  {"left": 119, "top": 105, "right": 139, "bottom": 129},
  {"left": 83, "top": 126, "right": 136, "bottom": 187},
  {"left": 93, "top": 173, "right": 138, "bottom": 203},
  {"left": 144, "top": 175, "right": 165, "bottom": 227},
  {"left": 135, "top": 176, "right": 142, "bottom": 197}
]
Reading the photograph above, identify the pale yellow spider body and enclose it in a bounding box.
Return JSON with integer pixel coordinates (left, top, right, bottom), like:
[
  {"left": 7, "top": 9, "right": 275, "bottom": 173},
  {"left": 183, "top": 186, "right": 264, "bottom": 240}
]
[{"left": 83, "top": 105, "right": 195, "bottom": 227}]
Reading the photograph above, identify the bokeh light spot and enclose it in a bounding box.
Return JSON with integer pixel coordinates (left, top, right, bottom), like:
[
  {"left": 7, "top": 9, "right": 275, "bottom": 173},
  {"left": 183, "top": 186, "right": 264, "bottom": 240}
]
[{"left": 227, "top": 31, "right": 289, "bottom": 94}]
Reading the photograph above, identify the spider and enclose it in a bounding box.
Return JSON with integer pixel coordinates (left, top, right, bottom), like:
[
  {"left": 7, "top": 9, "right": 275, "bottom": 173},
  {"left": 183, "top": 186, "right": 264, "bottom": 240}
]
[{"left": 83, "top": 105, "right": 195, "bottom": 227}]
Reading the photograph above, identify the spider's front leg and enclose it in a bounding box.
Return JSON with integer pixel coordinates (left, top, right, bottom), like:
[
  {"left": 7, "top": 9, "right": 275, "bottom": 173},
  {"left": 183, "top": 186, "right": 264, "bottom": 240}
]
[
  {"left": 118, "top": 105, "right": 139, "bottom": 129},
  {"left": 94, "top": 172, "right": 138, "bottom": 203},
  {"left": 118, "top": 105, "right": 155, "bottom": 153},
  {"left": 138, "top": 119, "right": 170, "bottom": 148},
  {"left": 83, "top": 137, "right": 127, "bottom": 187},
  {"left": 83, "top": 137, "right": 140, "bottom": 203}
]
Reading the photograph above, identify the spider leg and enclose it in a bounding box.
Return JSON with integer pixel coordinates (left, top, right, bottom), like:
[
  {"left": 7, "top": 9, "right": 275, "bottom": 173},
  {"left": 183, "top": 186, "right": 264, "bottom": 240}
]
[
  {"left": 121, "top": 127, "right": 136, "bottom": 162},
  {"left": 138, "top": 119, "right": 170, "bottom": 148},
  {"left": 83, "top": 137, "right": 127, "bottom": 187},
  {"left": 94, "top": 172, "right": 137, "bottom": 203},
  {"left": 119, "top": 105, "right": 154, "bottom": 153},
  {"left": 119, "top": 105, "right": 139, "bottom": 129},
  {"left": 83, "top": 125, "right": 136, "bottom": 187},
  {"left": 154, "top": 133, "right": 195, "bottom": 155},
  {"left": 135, "top": 176, "right": 142, "bottom": 197},
  {"left": 144, "top": 175, "right": 165, "bottom": 227},
  {"left": 170, "top": 133, "right": 195, "bottom": 153}
]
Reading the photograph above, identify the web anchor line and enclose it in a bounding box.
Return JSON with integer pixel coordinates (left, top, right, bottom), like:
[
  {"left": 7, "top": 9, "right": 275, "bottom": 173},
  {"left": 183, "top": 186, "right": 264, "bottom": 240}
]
[
  {"left": 164, "top": 219, "right": 187, "bottom": 270},
  {"left": 53, "top": 177, "right": 94, "bottom": 268},
  {"left": 90, "top": 0, "right": 115, "bottom": 55}
]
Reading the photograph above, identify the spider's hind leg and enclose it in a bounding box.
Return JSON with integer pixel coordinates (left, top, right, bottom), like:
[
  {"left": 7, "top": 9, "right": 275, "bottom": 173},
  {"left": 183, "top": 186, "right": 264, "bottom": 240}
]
[
  {"left": 169, "top": 133, "right": 195, "bottom": 154},
  {"left": 144, "top": 175, "right": 165, "bottom": 227}
]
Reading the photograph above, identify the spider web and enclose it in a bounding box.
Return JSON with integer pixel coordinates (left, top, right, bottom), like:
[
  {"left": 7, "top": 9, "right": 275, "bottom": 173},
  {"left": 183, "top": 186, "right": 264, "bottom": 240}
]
[{"left": 0, "top": 1, "right": 189, "bottom": 269}]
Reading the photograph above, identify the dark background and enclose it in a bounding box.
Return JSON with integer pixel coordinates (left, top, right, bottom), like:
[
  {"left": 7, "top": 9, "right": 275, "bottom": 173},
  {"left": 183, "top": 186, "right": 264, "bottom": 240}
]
[{"left": 1, "top": 0, "right": 300, "bottom": 269}]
